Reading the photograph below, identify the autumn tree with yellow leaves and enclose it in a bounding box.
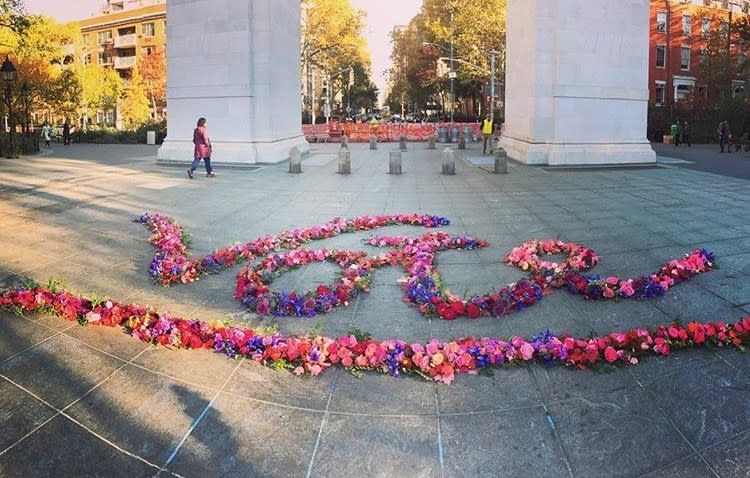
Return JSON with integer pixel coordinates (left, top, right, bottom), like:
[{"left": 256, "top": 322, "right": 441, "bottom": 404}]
[
  {"left": 387, "top": 0, "right": 506, "bottom": 120},
  {"left": 301, "top": 0, "right": 378, "bottom": 120}
]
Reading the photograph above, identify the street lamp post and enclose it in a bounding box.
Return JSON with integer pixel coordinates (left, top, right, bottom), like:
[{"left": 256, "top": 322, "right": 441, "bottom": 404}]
[
  {"left": 323, "top": 66, "right": 353, "bottom": 123},
  {"left": 1, "top": 55, "right": 16, "bottom": 158},
  {"left": 20, "top": 81, "right": 32, "bottom": 153},
  {"left": 20, "top": 82, "right": 29, "bottom": 136},
  {"left": 422, "top": 41, "right": 454, "bottom": 125}
]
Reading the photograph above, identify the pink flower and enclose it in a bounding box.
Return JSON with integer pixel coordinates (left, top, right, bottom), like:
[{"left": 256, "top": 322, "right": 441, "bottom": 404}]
[{"left": 519, "top": 342, "right": 534, "bottom": 361}]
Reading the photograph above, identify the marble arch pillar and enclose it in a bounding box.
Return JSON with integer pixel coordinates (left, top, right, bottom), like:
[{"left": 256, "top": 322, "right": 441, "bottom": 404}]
[
  {"left": 160, "top": 0, "right": 654, "bottom": 166},
  {"left": 157, "top": 0, "right": 309, "bottom": 165},
  {"left": 499, "top": 0, "right": 656, "bottom": 165}
]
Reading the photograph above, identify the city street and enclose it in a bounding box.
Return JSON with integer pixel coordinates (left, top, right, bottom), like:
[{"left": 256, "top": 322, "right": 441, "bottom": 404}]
[{"left": 652, "top": 142, "right": 750, "bottom": 180}]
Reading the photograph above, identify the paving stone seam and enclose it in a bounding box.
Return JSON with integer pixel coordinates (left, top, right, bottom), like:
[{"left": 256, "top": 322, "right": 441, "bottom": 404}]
[
  {"left": 305, "top": 371, "right": 339, "bottom": 478},
  {"left": 159, "top": 359, "right": 244, "bottom": 474},
  {"left": 0, "top": 318, "right": 77, "bottom": 366},
  {"left": 714, "top": 352, "right": 750, "bottom": 383},
  {"left": 629, "top": 371, "right": 723, "bottom": 478},
  {"left": 693, "top": 427, "right": 750, "bottom": 460},
  {"left": 434, "top": 386, "right": 446, "bottom": 478},
  {"left": 528, "top": 367, "right": 576, "bottom": 478},
  {"left": 0, "top": 347, "right": 177, "bottom": 476}
]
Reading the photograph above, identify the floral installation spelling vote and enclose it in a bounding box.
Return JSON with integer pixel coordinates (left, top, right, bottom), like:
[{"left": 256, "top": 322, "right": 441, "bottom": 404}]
[{"left": 1, "top": 212, "right": 745, "bottom": 385}]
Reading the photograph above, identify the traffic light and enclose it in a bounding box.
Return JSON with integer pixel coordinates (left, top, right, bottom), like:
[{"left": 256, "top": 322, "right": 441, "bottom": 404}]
[{"left": 321, "top": 80, "right": 328, "bottom": 97}]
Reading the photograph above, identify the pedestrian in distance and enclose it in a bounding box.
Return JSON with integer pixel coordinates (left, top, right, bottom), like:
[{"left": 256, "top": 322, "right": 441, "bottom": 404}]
[
  {"left": 481, "top": 114, "right": 494, "bottom": 155},
  {"left": 187, "top": 117, "right": 215, "bottom": 178},
  {"left": 41, "top": 123, "right": 51, "bottom": 148},
  {"left": 675, "top": 119, "right": 683, "bottom": 146},
  {"left": 718, "top": 120, "right": 729, "bottom": 153},
  {"left": 62, "top": 121, "right": 70, "bottom": 146},
  {"left": 681, "top": 120, "right": 691, "bottom": 147}
]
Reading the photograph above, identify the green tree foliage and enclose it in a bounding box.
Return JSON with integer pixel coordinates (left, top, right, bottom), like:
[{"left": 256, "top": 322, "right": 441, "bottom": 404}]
[
  {"left": 387, "top": 0, "right": 506, "bottom": 117},
  {"left": 302, "top": 0, "right": 369, "bottom": 72},
  {"left": 0, "top": 14, "right": 79, "bottom": 126},
  {"left": 346, "top": 63, "right": 378, "bottom": 113},
  {"left": 0, "top": 0, "right": 30, "bottom": 42},
  {"left": 301, "top": 0, "right": 377, "bottom": 120},
  {"left": 693, "top": 9, "right": 738, "bottom": 103}
]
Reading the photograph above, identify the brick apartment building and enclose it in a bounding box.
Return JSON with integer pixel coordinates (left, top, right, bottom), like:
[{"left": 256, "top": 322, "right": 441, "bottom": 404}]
[
  {"left": 649, "top": 1, "right": 749, "bottom": 119},
  {"left": 72, "top": 0, "right": 166, "bottom": 127}
]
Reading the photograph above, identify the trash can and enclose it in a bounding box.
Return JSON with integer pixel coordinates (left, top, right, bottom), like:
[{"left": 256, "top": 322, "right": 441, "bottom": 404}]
[
  {"left": 462, "top": 126, "right": 473, "bottom": 143},
  {"left": 146, "top": 130, "right": 156, "bottom": 145},
  {"left": 437, "top": 127, "right": 448, "bottom": 143}
]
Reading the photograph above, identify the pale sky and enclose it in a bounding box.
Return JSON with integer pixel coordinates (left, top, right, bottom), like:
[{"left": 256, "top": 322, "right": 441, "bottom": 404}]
[
  {"left": 350, "top": 0, "right": 422, "bottom": 101},
  {"left": 23, "top": 0, "right": 421, "bottom": 100},
  {"left": 24, "top": 0, "right": 104, "bottom": 22}
]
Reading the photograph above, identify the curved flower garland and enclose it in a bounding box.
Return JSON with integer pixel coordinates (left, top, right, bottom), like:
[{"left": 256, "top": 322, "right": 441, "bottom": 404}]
[
  {"left": 137, "top": 213, "right": 715, "bottom": 321},
  {"left": 136, "top": 212, "right": 450, "bottom": 286},
  {"left": 1, "top": 285, "right": 748, "bottom": 385},
  {"left": 505, "top": 239, "right": 600, "bottom": 276},
  {"left": 506, "top": 239, "right": 714, "bottom": 301},
  {"left": 234, "top": 248, "right": 383, "bottom": 317}
]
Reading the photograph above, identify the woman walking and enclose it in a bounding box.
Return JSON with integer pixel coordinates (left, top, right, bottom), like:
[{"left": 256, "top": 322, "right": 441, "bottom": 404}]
[{"left": 187, "top": 117, "right": 215, "bottom": 178}]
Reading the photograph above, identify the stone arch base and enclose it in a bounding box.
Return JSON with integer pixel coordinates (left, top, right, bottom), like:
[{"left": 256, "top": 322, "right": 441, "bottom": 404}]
[
  {"left": 157, "top": 0, "right": 309, "bottom": 165},
  {"left": 500, "top": 0, "right": 656, "bottom": 166}
]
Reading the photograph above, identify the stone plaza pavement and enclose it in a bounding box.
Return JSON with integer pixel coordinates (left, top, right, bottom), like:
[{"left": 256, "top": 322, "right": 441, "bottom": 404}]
[{"left": 0, "top": 141, "right": 749, "bottom": 478}]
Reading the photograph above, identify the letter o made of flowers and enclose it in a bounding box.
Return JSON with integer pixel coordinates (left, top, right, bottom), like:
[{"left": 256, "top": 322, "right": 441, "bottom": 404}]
[
  {"left": 234, "top": 248, "right": 376, "bottom": 317},
  {"left": 505, "top": 239, "right": 599, "bottom": 280}
]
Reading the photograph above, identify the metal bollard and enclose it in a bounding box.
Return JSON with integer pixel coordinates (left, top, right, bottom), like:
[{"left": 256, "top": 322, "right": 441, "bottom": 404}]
[
  {"left": 338, "top": 148, "right": 351, "bottom": 174},
  {"left": 399, "top": 134, "right": 407, "bottom": 151},
  {"left": 427, "top": 135, "right": 436, "bottom": 149},
  {"left": 493, "top": 147, "right": 508, "bottom": 174},
  {"left": 388, "top": 150, "right": 402, "bottom": 174},
  {"left": 441, "top": 147, "right": 455, "bottom": 175},
  {"left": 369, "top": 135, "right": 378, "bottom": 150},
  {"left": 341, "top": 135, "right": 349, "bottom": 148},
  {"left": 289, "top": 146, "right": 302, "bottom": 173},
  {"left": 457, "top": 133, "right": 466, "bottom": 150}
]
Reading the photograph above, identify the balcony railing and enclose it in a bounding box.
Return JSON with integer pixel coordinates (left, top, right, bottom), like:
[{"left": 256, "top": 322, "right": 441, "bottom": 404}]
[
  {"left": 114, "top": 56, "right": 136, "bottom": 69},
  {"left": 114, "top": 33, "right": 136, "bottom": 48}
]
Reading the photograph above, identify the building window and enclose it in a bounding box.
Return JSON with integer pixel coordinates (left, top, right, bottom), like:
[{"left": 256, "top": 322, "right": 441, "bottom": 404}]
[
  {"left": 97, "top": 30, "right": 112, "bottom": 44},
  {"left": 682, "top": 15, "right": 692, "bottom": 35},
  {"left": 98, "top": 51, "right": 111, "bottom": 65},
  {"left": 681, "top": 46, "right": 691, "bottom": 70},
  {"left": 141, "top": 46, "right": 155, "bottom": 56},
  {"left": 702, "top": 18, "right": 711, "bottom": 36},
  {"left": 676, "top": 84, "right": 691, "bottom": 102},
  {"left": 656, "top": 44, "right": 666, "bottom": 68},
  {"left": 83, "top": 34, "right": 89, "bottom": 46},
  {"left": 83, "top": 53, "right": 91, "bottom": 64},
  {"left": 655, "top": 81, "right": 666, "bottom": 106},
  {"left": 142, "top": 22, "right": 155, "bottom": 37},
  {"left": 656, "top": 11, "right": 667, "bottom": 32}
]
